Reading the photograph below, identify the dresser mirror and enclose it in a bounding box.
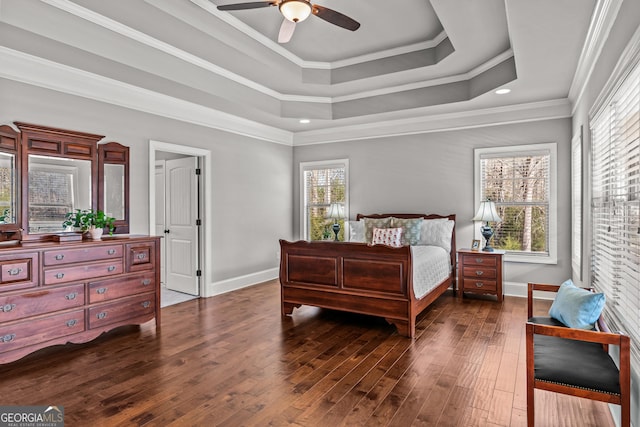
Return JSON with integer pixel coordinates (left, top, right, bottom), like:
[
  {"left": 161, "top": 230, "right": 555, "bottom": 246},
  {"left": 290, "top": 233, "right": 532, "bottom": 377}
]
[
  {"left": 27, "top": 154, "right": 92, "bottom": 234},
  {"left": 6, "top": 122, "right": 131, "bottom": 242},
  {"left": 0, "top": 126, "right": 20, "bottom": 238}
]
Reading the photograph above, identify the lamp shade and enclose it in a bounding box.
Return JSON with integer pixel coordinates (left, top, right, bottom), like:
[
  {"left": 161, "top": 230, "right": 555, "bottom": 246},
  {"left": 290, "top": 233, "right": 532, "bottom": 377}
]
[
  {"left": 279, "top": 0, "right": 312, "bottom": 23},
  {"left": 473, "top": 200, "right": 501, "bottom": 222},
  {"left": 326, "top": 203, "right": 345, "bottom": 220}
]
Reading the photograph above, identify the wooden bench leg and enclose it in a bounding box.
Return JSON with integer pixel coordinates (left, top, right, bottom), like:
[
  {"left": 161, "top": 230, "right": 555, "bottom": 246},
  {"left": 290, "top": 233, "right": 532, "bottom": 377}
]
[{"left": 526, "top": 323, "right": 535, "bottom": 427}]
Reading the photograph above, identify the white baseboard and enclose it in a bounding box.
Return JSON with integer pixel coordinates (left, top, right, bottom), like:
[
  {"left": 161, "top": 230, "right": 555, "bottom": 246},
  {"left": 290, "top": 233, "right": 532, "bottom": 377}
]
[
  {"left": 206, "top": 267, "right": 279, "bottom": 297},
  {"left": 504, "top": 281, "right": 555, "bottom": 300}
]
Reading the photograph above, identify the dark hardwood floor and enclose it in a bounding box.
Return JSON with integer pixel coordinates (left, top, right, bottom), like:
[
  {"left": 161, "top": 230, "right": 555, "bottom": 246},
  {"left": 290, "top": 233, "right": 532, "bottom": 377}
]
[{"left": 0, "top": 280, "right": 614, "bottom": 426}]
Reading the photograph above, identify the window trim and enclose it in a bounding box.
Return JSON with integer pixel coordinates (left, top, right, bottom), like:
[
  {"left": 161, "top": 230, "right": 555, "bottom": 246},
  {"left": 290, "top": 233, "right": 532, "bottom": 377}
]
[
  {"left": 474, "top": 143, "right": 558, "bottom": 264},
  {"left": 299, "top": 159, "right": 349, "bottom": 240}
]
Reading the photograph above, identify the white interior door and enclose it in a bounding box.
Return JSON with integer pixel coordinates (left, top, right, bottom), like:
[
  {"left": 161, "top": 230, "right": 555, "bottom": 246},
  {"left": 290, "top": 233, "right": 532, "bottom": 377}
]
[
  {"left": 165, "top": 157, "right": 200, "bottom": 295},
  {"left": 154, "top": 160, "right": 166, "bottom": 285}
]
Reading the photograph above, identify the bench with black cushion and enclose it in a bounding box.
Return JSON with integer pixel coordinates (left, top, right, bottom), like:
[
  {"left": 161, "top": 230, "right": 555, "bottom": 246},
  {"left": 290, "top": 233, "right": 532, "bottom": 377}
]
[{"left": 526, "top": 282, "right": 630, "bottom": 427}]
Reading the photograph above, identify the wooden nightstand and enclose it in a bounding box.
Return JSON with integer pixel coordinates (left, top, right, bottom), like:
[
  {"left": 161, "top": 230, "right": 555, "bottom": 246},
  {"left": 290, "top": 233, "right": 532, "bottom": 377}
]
[{"left": 457, "top": 249, "right": 504, "bottom": 302}]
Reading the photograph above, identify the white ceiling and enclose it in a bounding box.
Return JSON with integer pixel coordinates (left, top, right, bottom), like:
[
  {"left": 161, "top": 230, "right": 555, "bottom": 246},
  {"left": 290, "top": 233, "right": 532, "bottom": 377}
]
[{"left": 0, "top": 0, "right": 598, "bottom": 141}]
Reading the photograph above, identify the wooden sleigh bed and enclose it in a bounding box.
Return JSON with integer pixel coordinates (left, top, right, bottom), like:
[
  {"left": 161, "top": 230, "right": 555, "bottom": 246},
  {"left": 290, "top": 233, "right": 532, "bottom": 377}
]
[{"left": 279, "top": 213, "right": 456, "bottom": 338}]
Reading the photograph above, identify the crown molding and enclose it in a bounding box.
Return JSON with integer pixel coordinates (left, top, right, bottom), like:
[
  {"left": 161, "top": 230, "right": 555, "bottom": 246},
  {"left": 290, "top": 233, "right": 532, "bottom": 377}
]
[
  {"left": 568, "top": 0, "right": 623, "bottom": 113},
  {"left": 0, "top": 46, "right": 293, "bottom": 145},
  {"left": 292, "top": 99, "right": 572, "bottom": 145}
]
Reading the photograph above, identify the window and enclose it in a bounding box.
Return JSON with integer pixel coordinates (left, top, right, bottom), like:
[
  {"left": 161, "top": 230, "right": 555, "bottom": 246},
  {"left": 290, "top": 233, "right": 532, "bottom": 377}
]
[
  {"left": 572, "top": 128, "right": 583, "bottom": 279},
  {"left": 300, "top": 159, "right": 348, "bottom": 241},
  {"left": 475, "top": 143, "right": 557, "bottom": 263},
  {"left": 590, "top": 59, "right": 640, "bottom": 365}
]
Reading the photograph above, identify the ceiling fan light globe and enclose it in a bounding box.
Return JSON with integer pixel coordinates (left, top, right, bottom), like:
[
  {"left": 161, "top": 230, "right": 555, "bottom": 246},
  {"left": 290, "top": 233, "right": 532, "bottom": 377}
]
[{"left": 279, "top": 0, "right": 311, "bottom": 23}]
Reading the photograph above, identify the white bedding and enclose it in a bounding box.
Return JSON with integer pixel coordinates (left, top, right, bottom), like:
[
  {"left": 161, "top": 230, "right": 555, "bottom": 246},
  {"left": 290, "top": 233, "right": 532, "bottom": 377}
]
[{"left": 410, "top": 245, "right": 452, "bottom": 299}]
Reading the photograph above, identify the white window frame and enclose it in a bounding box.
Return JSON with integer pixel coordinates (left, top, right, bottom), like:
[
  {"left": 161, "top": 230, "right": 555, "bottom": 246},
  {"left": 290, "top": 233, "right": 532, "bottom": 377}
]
[
  {"left": 474, "top": 143, "right": 558, "bottom": 264},
  {"left": 300, "top": 159, "right": 349, "bottom": 240},
  {"left": 571, "top": 127, "right": 583, "bottom": 280}
]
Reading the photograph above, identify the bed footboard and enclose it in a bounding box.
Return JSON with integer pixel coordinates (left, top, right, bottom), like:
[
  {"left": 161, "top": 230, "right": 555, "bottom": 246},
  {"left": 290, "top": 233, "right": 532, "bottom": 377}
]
[{"left": 280, "top": 240, "right": 415, "bottom": 336}]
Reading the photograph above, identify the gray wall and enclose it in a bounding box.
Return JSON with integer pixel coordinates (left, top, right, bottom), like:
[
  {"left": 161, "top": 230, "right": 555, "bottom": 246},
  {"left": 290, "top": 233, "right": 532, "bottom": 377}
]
[
  {"left": 0, "top": 78, "right": 293, "bottom": 288},
  {"left": 293, "top": 118, "right": 573, "bottom": 287}
]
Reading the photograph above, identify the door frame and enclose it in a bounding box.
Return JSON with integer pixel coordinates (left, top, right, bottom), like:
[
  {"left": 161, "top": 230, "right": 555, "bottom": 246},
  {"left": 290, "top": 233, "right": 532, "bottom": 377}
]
[{"left": 149, "top": 140, "right": 212, "bottom": 297}]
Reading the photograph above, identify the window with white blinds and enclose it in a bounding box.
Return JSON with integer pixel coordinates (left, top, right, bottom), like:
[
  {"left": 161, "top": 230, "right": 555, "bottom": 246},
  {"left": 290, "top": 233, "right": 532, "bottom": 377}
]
[
  {"left": 300, "top": 160, "right": 348, "bottom": 241},
  {"left": 572, "top": 129, "right": 583, "bottom": 279},
  {"left": 590, "top": 60, "right": 640, "bottom": 364},
  {"left": 475, "top": 143, "right": 557, "bottom": 263}
]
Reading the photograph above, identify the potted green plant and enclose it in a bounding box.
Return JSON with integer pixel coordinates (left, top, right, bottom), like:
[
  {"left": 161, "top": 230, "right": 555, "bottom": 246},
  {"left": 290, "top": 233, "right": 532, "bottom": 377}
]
[{"left": 62, "top": 209, "right": 116, "bottom": 239}]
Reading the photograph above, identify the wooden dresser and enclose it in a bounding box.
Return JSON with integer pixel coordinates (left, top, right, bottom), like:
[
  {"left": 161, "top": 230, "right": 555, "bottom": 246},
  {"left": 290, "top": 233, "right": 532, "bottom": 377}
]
[{"left": 0, "top": 235, "right": 161, "bottom": 364}]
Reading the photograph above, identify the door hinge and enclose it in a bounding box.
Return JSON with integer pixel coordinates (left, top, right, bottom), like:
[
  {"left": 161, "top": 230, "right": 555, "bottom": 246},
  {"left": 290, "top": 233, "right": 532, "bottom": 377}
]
[
  {"left": 196, "top": 219, "right": 201, "bottom": 226},
  {"left": 195, "top": 168, "right": 201, "bottom": 175},
  {"left": 196, "top": 270, "right": 202, "bottom": 277}
]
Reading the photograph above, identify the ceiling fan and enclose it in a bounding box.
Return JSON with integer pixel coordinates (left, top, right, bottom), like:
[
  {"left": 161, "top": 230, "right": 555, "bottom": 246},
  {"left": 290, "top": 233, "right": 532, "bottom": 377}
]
[{"left": 214, "top": 0, "right": 360, "bottom": 43}]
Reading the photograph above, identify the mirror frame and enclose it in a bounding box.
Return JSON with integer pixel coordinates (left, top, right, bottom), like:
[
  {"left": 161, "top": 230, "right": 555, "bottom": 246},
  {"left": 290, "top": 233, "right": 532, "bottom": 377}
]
[
  {"left": 99, "top": 142, "right": 130, "bottom": 234},
  {"left": 16, "top": 122, "right": 103, "bottom": 242},
  {"left": 0, "top": 125, "right": 21, "bottom": 240}
]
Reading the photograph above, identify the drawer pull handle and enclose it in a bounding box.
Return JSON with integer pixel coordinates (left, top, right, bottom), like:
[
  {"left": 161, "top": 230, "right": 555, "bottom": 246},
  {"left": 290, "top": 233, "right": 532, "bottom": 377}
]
[
  {"left": 475, "top": 282, "right": 484, "bottom": 288},
  {"left": 65, "top": 292, "right": 78, "bottom": 300},
  {"left": 8, "top": 267, "right": 23, "bottom": 276},
  {"left": 475, "top": 271, "right": 484, "bottom": 276},
  {"left": 142, "top": 279, "right": 151, "bottom": 286},
  {"left": 107, "top": 249, "right": 116, "bottom": 255},
  {"left": 96, "top": 312, "right": 108, "bottom": 320},
  {"left": 55, "top": 254, "right": 65, "bottom": 260},
  {"left": 0, "top": 304, "right": 16, "bottom": 313},
  {"left": 475, "top": 258, "right": 484, "bottom": 263},
  {"left": 66, "top": 319, "right": 77, "bottom": 327},
  {"left": 55, "top": 273, "right": 65, "bottom": 279},
  {"left": 97, "top": 287, "right": 108, "bottom": 294},
  {"left": 136, "top": 253, "right": 147, "bottom": 260},
  {"left": 107, "top": 266, "right": 116, "bottom": 272},
  {"left": 0, "top": 334, "right": 16, "bottom": 343},
  {"left": 141, "top": 301, "right": 151, "bottom": 308}
]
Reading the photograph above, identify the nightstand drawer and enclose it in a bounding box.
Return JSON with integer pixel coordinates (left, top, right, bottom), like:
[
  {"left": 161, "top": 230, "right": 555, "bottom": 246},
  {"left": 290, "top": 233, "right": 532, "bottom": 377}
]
[
  {"left": 462, "top": 266, "right": 497, "bottom": 280},
  {"left": 462, "top": 278, "right": 497, "bottom": 292},
  {"left": 460, "top": 254, "right": 498, "bottom": 267}
]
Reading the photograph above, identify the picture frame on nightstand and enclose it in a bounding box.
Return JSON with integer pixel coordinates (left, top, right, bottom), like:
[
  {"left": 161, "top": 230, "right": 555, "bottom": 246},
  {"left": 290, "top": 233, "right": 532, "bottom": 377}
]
[{"left": 471, "top": 239, "right": 481, "bottom": 251}]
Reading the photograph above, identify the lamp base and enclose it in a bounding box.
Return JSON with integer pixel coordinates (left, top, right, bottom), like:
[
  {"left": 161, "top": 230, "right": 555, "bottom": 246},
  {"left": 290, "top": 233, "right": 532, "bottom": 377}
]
[
  {"left": 480, "top": 224, "right": 495, "bottom": 252},
  {"left": 332, "top": 222, "right": 340, "bottom": 241}
]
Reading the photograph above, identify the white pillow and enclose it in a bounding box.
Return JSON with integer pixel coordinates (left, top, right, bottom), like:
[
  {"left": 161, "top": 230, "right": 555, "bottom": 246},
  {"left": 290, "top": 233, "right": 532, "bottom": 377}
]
[
  {"left": 372, "top": 227, "right": 403, "bottom": 248},
  {"left": 347, "top": 220, "right": 365, "bottom": 242},
  {"left": 419, "top": 219, "right": 454, "bottom": 252}
]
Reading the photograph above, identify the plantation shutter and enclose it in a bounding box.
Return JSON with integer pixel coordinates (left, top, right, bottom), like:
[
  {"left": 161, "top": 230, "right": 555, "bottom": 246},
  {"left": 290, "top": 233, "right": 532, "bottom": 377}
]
[{"left": 590, "top": 60, "right": 640, "bottom": 364}]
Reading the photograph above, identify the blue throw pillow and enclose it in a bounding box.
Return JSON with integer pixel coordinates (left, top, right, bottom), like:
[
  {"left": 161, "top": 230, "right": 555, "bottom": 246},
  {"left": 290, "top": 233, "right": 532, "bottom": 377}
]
[{"left": 548, "top": 279, "right": 605, "bottom": 329}]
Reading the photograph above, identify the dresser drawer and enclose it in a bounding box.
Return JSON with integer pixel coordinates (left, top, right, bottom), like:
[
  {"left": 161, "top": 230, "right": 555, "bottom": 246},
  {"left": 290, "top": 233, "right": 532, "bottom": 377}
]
[
  {"left": 126, "top": 242, "right": 155, "bottom": 272},
  {"left": 462, "top": 278, "right": 497, "bottom": 292},
  {"left": 43, "top": 245, "right": 123, "bottom": 266},
  {"left": 0, "top": 253, "right": 38, "bottom": 292},
  {"left": 0, "top": 284, "right": 84, "bottom": 322},
  {"left": 462, "top": 266, "right": 497, "bottom": 280},
  {"left": 0, "top": 309, "right": 85, "bottom": 354},
  {"left": 44, "top": 260, "right": 123, "bottom": 285},
  {"left": 89, "top": 293, "right": 155, "bottom": 329},
  {"left": 89, "top": 273, "right": 156, "bottom": 303},
  {"left": 460, "top": 254, "right": 498, "bottom": 268}
]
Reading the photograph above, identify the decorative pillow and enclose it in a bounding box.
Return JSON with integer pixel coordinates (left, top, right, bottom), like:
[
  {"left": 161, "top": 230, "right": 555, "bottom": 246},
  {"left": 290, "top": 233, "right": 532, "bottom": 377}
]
[
  {"left": 390, "top": 217, "right": 423, "bottom": 246},
  {"left": 371, "top": 227, "right": 403, "bottom": 248},
  {"left": 347, "top": 220, "right": 365, "bottom": 243},
  {"left": 363, "top": 217, "right": 392, "bottom": 243},
  {"left": 548, "top": 279, "right": 606, "bottom": 329},
  {"left": 418, "top": 219, "right": 455, "bottom": 252}
]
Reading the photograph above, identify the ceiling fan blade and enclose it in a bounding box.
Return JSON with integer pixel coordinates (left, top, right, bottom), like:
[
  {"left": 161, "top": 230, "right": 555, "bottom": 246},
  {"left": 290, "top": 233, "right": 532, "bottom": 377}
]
[
  {"left": 278, "top": 19, "right": 296, "bottom": 43},
  {"left": 312, "top": 4, "right": 360, "bottom": 31},
  {"left": 216, "top": 1, "right": 276, "bottom": 11}
]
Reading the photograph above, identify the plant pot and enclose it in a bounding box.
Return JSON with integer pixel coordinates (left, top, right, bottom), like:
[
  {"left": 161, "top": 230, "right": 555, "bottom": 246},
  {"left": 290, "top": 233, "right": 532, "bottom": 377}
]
[{"left": 88, "top": 227, "right": 104, "bottom": 240}]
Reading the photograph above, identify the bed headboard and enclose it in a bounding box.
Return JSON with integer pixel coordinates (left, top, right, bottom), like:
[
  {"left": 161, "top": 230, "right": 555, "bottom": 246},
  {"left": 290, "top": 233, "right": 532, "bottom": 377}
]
[{"left": 355, "top": 213, "right": 457, "bottom": 269}]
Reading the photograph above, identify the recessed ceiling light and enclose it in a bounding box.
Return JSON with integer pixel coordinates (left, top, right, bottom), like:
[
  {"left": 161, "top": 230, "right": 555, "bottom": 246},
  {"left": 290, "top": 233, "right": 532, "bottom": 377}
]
[
  {"left": 495, "top": 88, "right": 511, "bottom": 95},
  {"left": 299, "top": 119, "right": 310, "bottom": 124}
]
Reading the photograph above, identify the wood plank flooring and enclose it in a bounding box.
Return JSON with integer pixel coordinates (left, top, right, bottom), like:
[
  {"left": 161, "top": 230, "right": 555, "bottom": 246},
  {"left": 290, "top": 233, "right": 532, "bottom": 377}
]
[{"left": 0, "top": 280, "right": 614, "bottom": 426}]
